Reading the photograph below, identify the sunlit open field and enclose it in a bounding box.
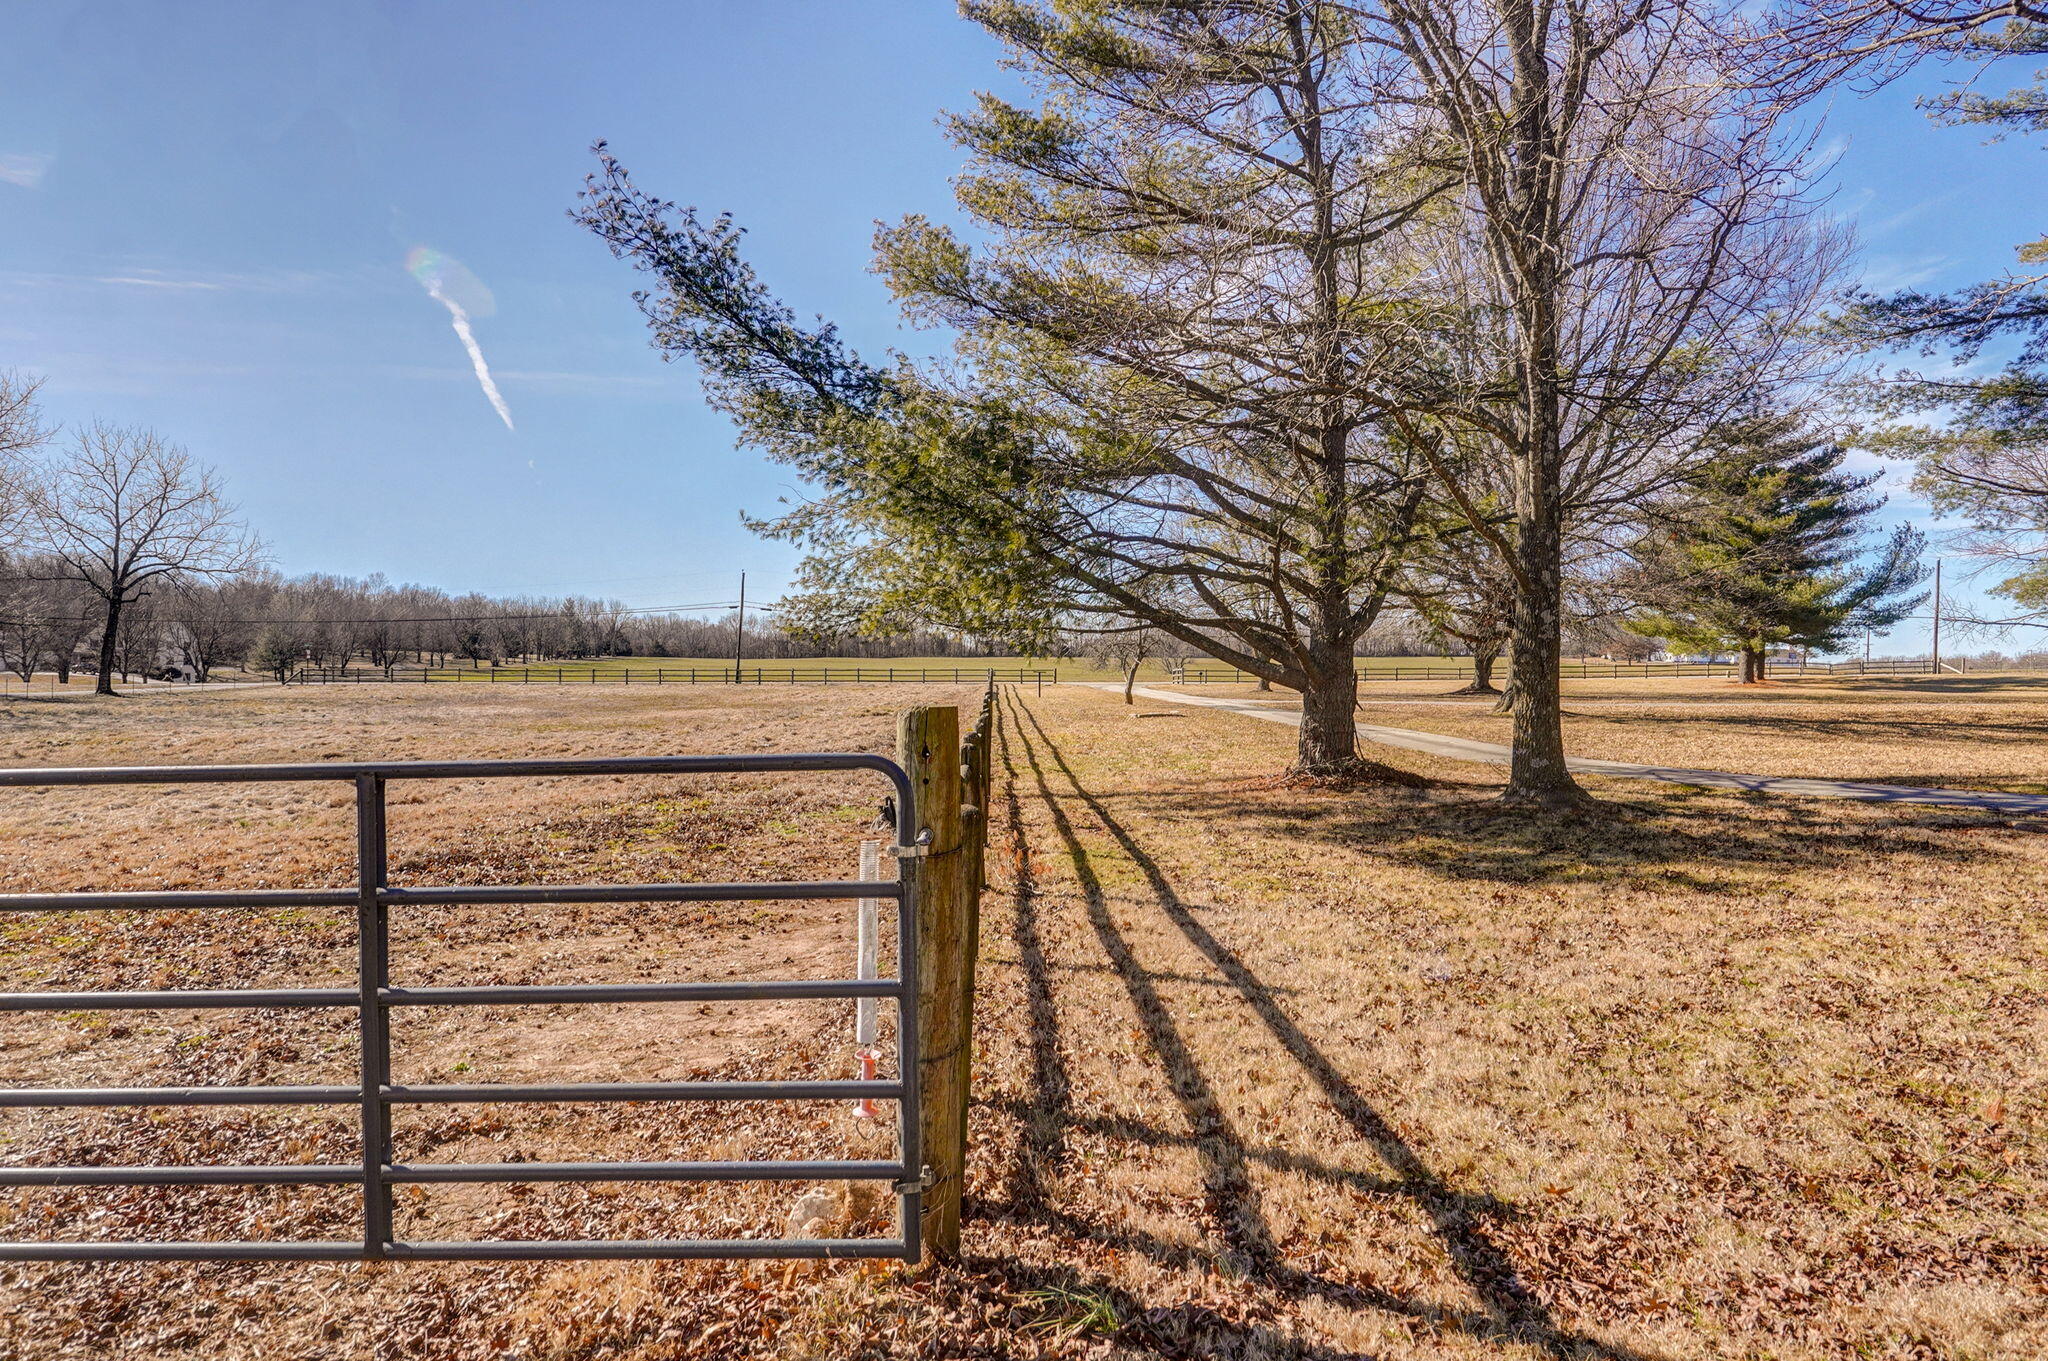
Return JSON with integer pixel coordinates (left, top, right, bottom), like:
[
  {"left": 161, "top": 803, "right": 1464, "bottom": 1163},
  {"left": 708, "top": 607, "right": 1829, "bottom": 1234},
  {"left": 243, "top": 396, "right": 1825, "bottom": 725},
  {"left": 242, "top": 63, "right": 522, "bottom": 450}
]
[
  {"left": 1, "top": 680, "right": 2042, "bottom": 1359},
  {"left": 955, "top": 685, "right": 2042, "bottom": 1360}
]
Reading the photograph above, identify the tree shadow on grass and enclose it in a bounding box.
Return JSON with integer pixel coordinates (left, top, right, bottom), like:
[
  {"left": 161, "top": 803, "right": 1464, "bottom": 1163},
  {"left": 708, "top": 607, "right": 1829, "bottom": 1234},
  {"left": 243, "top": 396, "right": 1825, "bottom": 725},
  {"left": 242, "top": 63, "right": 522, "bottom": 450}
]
[
  {"left": 1146, "top": 770, "right": 2008, "bottom": 890},
  {"left": 1812, "top": 674, "right": 2048, "bottom": 694},
  {"left": 943, "top": 1253, "right": 1435, "bottom": 1361},
  {"left": 978, "top": 693, "right": 1655, "bottom": 1360},
  {"left": 1555, "top": 707, "right": 2048, "bottom": 743}
]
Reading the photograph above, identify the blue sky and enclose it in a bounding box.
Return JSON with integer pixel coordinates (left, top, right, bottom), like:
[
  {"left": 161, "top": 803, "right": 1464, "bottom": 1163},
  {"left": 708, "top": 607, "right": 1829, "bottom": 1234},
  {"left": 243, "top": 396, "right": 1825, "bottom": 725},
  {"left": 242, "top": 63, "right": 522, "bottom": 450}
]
[{"left": 0, "top": 3, "right": 2037, "bottom": 654}]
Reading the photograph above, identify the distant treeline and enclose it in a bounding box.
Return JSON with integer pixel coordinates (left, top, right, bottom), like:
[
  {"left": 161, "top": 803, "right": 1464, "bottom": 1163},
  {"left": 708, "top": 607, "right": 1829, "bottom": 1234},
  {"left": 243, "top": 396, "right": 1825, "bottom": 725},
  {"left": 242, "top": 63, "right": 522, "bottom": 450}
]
[
  {"left": 0, "top": 567, "right": 1027, "bottom": 682},
  {"left": 0, "top": 562, "right": 1702, "bottom": 683}
]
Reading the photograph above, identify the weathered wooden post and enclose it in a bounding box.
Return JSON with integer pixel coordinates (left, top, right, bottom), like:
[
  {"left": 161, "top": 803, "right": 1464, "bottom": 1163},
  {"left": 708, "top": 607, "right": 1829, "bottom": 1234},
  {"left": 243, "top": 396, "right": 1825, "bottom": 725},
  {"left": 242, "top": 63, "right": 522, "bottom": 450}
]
[{"left": 897, "top": 704, "right": 966, "bottom": 1260}]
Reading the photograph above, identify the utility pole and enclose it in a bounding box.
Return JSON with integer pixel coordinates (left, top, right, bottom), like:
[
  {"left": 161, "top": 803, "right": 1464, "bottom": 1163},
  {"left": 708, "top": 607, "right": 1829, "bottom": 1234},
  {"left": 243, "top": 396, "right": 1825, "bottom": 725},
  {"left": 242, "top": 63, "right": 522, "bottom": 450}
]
[
  {"left": 733, "top": 572, "right": 746, "bottom": 683},
  {"left": 1931, "top": 558, "right": 1942, "bottom": 675}
]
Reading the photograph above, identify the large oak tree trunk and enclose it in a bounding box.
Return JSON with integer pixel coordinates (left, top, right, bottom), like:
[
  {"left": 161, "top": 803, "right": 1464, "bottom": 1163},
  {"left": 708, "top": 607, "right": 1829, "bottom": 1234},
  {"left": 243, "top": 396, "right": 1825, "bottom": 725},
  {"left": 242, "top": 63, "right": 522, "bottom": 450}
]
[
  {"left": 1293, "top": 622, "right": 1412, "bottom": 781},
  {"left": 1475, "top": 649, "right": 1500, "bottom": 691},
  {"left": 1297, "top": 666, "right": 1361, "bottom": 774},
  {"left": 1502, "top": 490, "right": 1586, "bottom": 808},
  {"left": 93, "top": 592, "right": 122, "bottom": 697},
  {"left": 1451, "top": 647, "right": 1502, "bottom": 696},
  {"left": 1494, "top": 0, "right": 1589, "bottom": 812}
]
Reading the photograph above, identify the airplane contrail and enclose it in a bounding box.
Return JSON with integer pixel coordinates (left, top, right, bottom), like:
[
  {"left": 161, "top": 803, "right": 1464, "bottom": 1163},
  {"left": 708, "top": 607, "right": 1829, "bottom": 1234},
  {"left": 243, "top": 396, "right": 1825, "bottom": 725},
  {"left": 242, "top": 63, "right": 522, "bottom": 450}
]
[
  {"left": 406, "top": 246, "right": 514, "bottom": 431},
  {"left": 427, "top": 285, "right": 514, "bottom": 431}
]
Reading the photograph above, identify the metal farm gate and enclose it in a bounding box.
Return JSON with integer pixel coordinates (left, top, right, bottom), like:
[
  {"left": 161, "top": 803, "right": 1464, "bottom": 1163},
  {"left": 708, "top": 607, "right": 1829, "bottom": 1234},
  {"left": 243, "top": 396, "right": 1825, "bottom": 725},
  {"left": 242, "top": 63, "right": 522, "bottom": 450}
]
[{"left": 0, "top": 753, "right": 926, "bottom": 1262}]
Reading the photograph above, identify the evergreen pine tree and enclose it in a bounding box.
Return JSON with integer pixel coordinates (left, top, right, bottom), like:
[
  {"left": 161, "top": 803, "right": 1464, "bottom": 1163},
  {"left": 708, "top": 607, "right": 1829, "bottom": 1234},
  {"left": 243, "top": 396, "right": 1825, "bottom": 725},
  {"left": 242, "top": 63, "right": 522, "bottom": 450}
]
[
  {"left": 1629, "top": 415, "right": 1929, "bottom": 681},
  {"left": 246, "top": 626, "right": 302, "bottom": 683}
]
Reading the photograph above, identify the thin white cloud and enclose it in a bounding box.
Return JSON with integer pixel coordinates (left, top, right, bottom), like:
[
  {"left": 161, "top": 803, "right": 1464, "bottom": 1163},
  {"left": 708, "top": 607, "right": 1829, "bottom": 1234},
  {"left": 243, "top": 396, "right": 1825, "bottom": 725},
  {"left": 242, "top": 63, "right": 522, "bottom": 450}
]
[
  {"left": 0, "top": 265, "right": 347, "bottom": 294},
  {"left": 1865, "top": 191, "right": 1961, "bottom": 239},
  {"left": 1837, "top": 442, "right": 1919, "bottom": 494},
  {"left": 92, "top": 275, "right": 227, "bottom": 291},
  {"left": 0, "top": 152, "right": 53, "bottom": 189},
  {"left": 493, "top": 369, "right": 668, "bottom": 393},
  {"left": 1858, "top": 254, "right": 1952, "bottom": 294}
]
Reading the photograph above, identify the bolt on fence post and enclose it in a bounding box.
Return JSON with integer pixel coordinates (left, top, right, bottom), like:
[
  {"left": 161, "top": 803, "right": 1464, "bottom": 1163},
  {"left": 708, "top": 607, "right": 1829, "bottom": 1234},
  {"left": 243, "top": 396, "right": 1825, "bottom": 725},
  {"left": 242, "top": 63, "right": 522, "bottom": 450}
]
[{"left": 896, "top": 703, "right": 965, "bottom": 1262}]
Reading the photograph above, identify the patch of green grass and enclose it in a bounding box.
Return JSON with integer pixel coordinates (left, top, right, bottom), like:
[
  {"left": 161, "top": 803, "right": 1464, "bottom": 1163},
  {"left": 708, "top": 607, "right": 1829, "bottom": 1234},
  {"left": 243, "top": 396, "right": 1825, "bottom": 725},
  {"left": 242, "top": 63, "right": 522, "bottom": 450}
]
[{"left": 1021, "top": 1284, "right": 1121, "bottom": 1339}]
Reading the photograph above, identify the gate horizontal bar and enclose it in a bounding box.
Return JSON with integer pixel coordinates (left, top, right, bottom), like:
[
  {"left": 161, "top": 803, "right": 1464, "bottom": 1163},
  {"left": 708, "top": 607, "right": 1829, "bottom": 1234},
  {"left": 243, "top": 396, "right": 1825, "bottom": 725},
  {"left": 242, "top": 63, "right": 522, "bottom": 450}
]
[
  {"left": 384, "top": 1238, "right": 907, "bottom": 1261},
  {"left": 0, "top": 752, "right": 910, "bottom": 788},
  {"left": 383, "top": 979, "right": 904, "bottom": 1005},
  {"left": 0, "top": 888, "right": 355, "bottom": 913},
  {"left": 0, "top": 880, "right": 901, "bottom": 914},
  {"left": 0, "top": 1237, "right": 911, "bottom": 1262},
  {"left": 386, "top": 1079, "right": 902, "bottom": 1104},
  {"left": 0, "top": 1079, "right": 903, "bottom": 1108},
  {"left": 383, "top": 880, "right": 901, "bottom": 906},
  {"left": 0, "top": 1159, "right": 905, "bottom": 1188},
  {"left": 4, "top": 987, "right": 357, "bottom": 1011},
  {"left": 6, "top": 978, "right": 907, "bottom": 1013},
  {"left": 0, "top": 1164, "right": 363, "bottom": 1186},
  {"left": 386, "top": 1158, "right": 903, "bottom": 1184},
  {"left": 0, "top": 1241, "right": 367, "bottom": 1262},
  {"left": 0, "top": 1084, "right": 354, "bottom": 1108},
  {"left": 0, "top": 880, "right": 905, "bottom": 912}
]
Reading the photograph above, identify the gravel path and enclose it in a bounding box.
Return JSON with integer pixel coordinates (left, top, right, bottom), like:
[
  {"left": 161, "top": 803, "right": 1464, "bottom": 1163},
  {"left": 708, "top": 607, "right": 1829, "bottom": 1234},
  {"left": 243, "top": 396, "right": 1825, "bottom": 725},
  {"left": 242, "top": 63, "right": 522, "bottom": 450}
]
[{"left": 1087, "top": 683, "right": 2048, "bottom": 815}]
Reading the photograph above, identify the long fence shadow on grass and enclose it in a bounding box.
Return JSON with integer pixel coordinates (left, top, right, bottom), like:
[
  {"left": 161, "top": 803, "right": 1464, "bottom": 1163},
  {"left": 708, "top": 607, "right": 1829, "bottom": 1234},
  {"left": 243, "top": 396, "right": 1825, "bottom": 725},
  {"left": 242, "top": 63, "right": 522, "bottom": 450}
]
[
  {"left": 984, "top": 711, "right": 1477, "bottom": 1232},
  {"left": 984, "top": 693, "right": 1652, "bottom": 1361}
]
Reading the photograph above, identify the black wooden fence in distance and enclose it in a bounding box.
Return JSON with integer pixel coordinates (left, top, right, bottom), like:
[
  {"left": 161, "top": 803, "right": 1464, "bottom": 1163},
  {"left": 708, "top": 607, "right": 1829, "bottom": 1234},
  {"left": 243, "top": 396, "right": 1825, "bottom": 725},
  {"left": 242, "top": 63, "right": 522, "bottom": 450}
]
[{"left": 289, "top": 665, "right": 1054, "bottom": 688}]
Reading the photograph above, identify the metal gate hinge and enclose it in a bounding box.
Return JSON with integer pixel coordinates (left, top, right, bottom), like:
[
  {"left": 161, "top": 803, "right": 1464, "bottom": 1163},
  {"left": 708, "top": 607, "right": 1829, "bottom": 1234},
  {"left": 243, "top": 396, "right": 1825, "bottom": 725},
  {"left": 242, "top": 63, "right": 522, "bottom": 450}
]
[{"left": 894, "top": 1164, "right": 936, "bottom": 1195}]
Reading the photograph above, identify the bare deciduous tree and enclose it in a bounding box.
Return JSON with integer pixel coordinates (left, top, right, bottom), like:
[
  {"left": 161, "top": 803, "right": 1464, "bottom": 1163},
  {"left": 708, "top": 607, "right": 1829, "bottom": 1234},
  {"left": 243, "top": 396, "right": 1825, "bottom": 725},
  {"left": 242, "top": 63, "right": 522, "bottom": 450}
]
[
  {"left": 170, "top": 574, "right": 272, "bottom": 681},
  {"left": 0, "top": 371, "right": 53, "bottom": 542},
  {"left": 0, "top": 563, "right": 54, "bottom": 683},
  {"left": 23, "top": 424, "right": 264, "bottom": 695},
  {"left": 1354, "top": 0, "right": 1847, "bottom": 805},
  {"left": 1083, "top": 623, "right": 1155, "bottom": 706},
  {"left": 1403, "top": 549, "right": 1516, "bottom": 696}
]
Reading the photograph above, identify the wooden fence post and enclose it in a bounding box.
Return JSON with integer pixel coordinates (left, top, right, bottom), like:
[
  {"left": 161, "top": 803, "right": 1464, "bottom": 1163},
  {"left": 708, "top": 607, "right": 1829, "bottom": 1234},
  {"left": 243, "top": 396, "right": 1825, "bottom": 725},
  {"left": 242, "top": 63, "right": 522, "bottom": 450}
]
[{"left": 898, "top": 704, "right": 966, "bottom": 1261}]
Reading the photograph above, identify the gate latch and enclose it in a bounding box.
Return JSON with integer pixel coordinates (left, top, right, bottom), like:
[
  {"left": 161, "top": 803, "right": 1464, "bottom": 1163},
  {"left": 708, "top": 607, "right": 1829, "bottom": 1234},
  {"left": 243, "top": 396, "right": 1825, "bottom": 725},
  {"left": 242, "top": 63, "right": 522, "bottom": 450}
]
[{"left": 894, "top": 1164, "right": 936, "bottom": 1195}]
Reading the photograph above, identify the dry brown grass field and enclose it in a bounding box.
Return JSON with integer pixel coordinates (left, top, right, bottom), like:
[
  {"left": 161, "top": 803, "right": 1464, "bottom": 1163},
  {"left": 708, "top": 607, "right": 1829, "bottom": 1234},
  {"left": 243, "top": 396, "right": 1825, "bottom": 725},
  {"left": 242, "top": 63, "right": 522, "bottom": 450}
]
[{"left": 1, "top": 681, "right": 2043, "bottom": 1359}]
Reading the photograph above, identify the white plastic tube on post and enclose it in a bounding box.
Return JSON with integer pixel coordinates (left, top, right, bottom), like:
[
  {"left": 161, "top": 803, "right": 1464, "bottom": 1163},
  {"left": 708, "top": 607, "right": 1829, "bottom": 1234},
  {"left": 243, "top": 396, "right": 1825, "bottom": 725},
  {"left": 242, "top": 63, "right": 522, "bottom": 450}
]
[{"left": 854, "top": 839, "right": 881, "bottom": 1118}]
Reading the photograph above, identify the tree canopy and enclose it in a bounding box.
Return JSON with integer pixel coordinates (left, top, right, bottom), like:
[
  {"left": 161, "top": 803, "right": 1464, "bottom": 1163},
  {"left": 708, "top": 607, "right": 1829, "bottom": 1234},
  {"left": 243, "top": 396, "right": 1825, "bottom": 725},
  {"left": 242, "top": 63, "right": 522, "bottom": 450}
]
[
  {"left": 1789, "top": 3, "right": 2048, "bottom": 617},
  {"left": 576, "top": 3, "right": 1473, "bottom": 778},
  {"left": 578, "top": 0, "right": 1844, "bottom": 794}
]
